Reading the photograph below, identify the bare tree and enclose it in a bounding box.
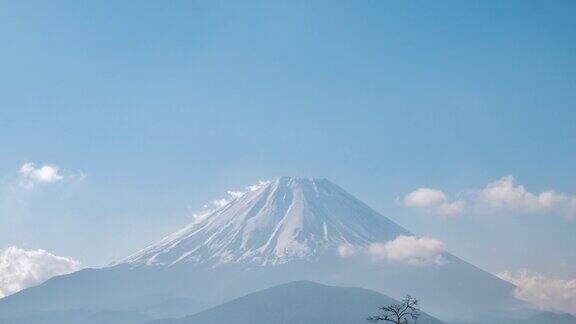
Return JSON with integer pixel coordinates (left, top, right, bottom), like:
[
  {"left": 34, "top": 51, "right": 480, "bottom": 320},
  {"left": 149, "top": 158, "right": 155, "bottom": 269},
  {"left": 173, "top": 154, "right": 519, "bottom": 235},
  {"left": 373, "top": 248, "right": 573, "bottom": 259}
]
[{"left": 367, "top": 295, "right": 420, "bottom": 324}]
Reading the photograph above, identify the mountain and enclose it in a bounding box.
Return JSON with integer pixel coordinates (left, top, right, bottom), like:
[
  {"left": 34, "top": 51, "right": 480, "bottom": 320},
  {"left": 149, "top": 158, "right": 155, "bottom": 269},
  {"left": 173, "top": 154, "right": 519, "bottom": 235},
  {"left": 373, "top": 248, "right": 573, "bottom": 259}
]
[
  {"left": 0, "top": 177, "right": 523, "bottom": 323},
  {"left": 121, "top": 177, "right": 408, "bottom": 266},
  {"left": 151, "top": 281, "right": 445, "bottom": 324}
]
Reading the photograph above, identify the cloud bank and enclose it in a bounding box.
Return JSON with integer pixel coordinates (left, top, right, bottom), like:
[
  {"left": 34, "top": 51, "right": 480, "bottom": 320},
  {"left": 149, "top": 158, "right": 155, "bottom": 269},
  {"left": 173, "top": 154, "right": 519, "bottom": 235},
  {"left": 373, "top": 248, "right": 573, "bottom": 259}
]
[
  {"left": 498, "top": 270, "right": 576, "bottom": 316},
  {"left": 0, "top": 246, "right": 81, "bottom": 298},
  {"left": 479, "top": 176, "right": 576, "bottom": 219},
  {"left": 404, "top": 176, "right": 576, "bottom": 219},
  {"left": 338, "top": 235, "right": 446, "bottom": 266}
]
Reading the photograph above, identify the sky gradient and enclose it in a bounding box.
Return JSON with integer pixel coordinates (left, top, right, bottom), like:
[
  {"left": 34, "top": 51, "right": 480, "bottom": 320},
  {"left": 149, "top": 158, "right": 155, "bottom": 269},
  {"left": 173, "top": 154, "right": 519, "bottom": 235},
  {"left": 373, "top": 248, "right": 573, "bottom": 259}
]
[{"left": 1, "top": 0, "right": 575, "bottom": 287}]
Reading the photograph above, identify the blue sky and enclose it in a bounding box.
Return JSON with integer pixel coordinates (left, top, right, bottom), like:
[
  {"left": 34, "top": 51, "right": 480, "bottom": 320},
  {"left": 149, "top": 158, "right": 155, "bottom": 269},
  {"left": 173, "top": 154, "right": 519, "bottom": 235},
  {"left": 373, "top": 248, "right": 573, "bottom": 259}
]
[{"left": 0, "top": 0, "right": 575, "bottom": 283}]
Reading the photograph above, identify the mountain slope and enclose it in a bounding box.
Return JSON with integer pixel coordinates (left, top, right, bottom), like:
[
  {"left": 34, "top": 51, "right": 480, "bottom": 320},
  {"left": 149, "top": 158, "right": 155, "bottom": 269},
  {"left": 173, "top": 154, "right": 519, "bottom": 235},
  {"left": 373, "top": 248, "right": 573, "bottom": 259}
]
[{"left": 152, "top": 281, "right": 445, "bottom": 324}]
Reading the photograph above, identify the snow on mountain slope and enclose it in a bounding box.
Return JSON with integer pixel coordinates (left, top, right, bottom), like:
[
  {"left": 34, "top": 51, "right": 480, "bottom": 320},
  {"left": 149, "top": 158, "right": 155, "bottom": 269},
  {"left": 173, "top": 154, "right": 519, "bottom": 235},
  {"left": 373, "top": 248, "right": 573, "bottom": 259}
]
[{"left": 121, "top": 177, "right": 409, "bottom": 267}]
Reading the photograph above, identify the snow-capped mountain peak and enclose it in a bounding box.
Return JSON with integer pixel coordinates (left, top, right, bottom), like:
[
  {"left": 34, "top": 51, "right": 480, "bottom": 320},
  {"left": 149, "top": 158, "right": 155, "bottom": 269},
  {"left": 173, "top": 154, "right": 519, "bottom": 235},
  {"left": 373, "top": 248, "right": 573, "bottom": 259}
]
[{"left": 121, "top": 177, "right": 408, "bottom": 267}]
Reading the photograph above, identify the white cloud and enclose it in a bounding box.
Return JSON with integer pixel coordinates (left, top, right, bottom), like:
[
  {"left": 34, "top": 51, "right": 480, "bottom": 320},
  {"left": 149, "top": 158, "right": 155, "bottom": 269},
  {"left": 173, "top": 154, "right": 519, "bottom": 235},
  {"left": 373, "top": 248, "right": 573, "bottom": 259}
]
[
  {"left": 338, "top": 236, "right": 446, "bottom": 266},
  {"left": 367, "top": 235, "right": 446, "bottom": 265},
  {"left": 0, "top": 246, "right": 81, "bottom": 298},
  {"left": 479, "top": 176, "right": 576, "bottom": 219},
  {"left": 18, "top": 163, "right": 63, "bottom": 188},
  {"left": 404, "top": 188, "right": 465, "bottom": 216},
  {"left": 15, "top": 162, "right": 86, "bottom": 189},
  {"left": 498, "top": 270, "right": 576, "bottom": 316}
]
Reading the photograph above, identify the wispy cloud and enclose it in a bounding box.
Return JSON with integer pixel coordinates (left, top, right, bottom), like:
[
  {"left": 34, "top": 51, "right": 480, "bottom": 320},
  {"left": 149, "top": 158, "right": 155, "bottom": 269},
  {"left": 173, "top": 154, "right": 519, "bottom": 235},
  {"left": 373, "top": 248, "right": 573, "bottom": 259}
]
[
  {"left": 209, "top": 180, "right": 271, "bottom": 209},
  {"left": 498, "top": 270, "right": 576, "bottom": 316},
  {"left": 0, "top": 246, "right": 81, "bottom": 298},
  {"left": 193, "top": 180, "right": 271, "bottom": 222},
  {"left": 404, "top": 176, "right": 576, "bottom": 220}
]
